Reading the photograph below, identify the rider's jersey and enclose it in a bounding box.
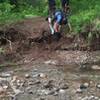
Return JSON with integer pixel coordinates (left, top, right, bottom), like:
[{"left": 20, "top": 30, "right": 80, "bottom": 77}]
[{"left": 54, "top": 10, "right": 64, "bottom": 25}]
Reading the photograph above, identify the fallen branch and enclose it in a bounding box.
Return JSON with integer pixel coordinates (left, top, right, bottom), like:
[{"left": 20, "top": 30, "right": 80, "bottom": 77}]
[{"left": 2, "top": 37, "right": 12, "bottom": 51}]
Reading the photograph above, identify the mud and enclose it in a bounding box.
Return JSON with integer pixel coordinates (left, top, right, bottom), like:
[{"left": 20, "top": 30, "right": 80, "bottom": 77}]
[{"left": 0, "top": 17, "right": 100, "bottom": 100}]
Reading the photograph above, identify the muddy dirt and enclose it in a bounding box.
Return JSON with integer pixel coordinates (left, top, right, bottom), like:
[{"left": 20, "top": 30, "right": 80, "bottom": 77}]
[{"left": 0, "top": 17, "right": 100, "bottom": 100}]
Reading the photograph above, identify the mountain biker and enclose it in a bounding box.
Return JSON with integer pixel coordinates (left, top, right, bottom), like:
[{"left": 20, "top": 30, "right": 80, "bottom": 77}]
[
  {"left": 47, "top": 0, "right": 69, "bottom": 41},
  {"left": 52, "top": 9, "right": 68, "bottom": 41}
]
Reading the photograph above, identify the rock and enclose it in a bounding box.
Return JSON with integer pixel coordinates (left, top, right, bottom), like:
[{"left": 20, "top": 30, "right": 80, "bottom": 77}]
[
  {"left": 44, "top": 60, "right": 57, "bottom": 65},
  {"left": 60, "top": 83, "right": 69, "bottom": 89},
  {"left": 33, "top": 80, "right": 41, "bottom": 85},
  {"left": 0, "top": 86, "right": 4, "bottom": 94},
  {"left": 81, "top": 96, "right": 89, "bottom": 100},
  {"left": 40, "top": 97, "right": 45, "bottom": 100},
  {"left": 25, "top": 74, "right": 30, "bottom": 78},
  {"left": 11, "top": 76, "right": 18, "bottom": 83},
  {"left": 1, "top": 73, "right": 11, "bottom": 77},
  {"left": 76, "top": 88, "right": 83, "bottom": 93},
  {"left": 28, "top": 81, "right": 34, "bottom": 85},
  {"left": 88, "top": 95, "right": 95, "bottom": 100},
  {"left": 28, "top": 90, "right": 33, "bottom": 94},
  {"left": 80, "top": 83, "right": 89, "bottom": 89},
  {"left": 3, "top": 85, "right": 8, "bottom": 90},
  {"left": 91, "top": 65, "right": 100, "bottom": 70},
  {"left": 59, "top": 89, "right": 65, "bottom": 93},
  {"left": 53, "top": 92, "right": 58, "bottom": 96},
  {"left": 33, "top": 69, "right": 38, "bottom": 72},
  {"left": 48, "top": 90, "right": 55, "bottom": 95},
  {"left": 37, "top": 89, "right": 50, "bottom": 96},
  {"left": 94, "top": 96, "right": 99, "bottom": 100},
  {"left": 39, "top": 73, "right": 47, "bottom": 78},
  {"left": 44, "top": 80, "right": 54, "bottom": 89},
  {"left": 84, "top": 83, "right": 89, "bottom": 87},
  {"left": 96, "top": 84, "right": 100, "bottom": 89}
]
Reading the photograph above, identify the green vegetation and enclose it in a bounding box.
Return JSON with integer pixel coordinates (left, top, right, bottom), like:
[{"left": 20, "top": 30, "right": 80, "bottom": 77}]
[
  {"left": 0, "top": 0, "right": 100, "bottom": 36},
  {"left": 0, "top": 47, "right": 5, "bottom": 54}
]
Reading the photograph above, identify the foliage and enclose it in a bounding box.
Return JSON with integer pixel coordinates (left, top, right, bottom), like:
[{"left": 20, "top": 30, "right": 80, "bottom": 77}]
[{"left": 0, "top": 0, "right": 100, "bottom": 41}]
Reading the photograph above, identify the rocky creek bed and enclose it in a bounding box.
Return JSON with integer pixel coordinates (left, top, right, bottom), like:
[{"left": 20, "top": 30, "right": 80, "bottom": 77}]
[{"left": 0, "top": 50, "right": 100, "bottom": 100}]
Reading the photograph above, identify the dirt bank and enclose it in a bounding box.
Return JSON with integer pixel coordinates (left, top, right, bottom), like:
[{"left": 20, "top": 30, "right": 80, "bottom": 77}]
[{"left": 0, "top": 17, "right": 100, "bottom": 100}]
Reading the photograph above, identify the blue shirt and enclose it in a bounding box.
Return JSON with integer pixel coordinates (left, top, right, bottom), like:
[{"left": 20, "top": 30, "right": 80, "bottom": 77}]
[{"left": 54, "top": 10, "right": 63, "bottom": 24}]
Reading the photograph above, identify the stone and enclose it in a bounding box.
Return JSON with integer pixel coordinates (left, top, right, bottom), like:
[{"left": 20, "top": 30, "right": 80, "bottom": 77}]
[
  {"left": 84, "top": 83, "right": 89, "bottom": 87},
  {"left": 0, "top": 86, "right": 5, "bottom": 94},
  {"left": 92, "top": 65, "right": 100, "bottom": 70},
  {"left": 39, "top": 73, "right": 47, "bottom": 78},
  {"left": 40, "top": 97, "right": 45, "bottom": 100},
  {"left": 11, "top": 76, "right": 18, "bottom": 83},
  {"left": 59, "top": 89, "right": 65, "bottom": 93},
  {"left": 28, "top": 81, "right": 34, "bottom": 85},
  {"left": 37, "top": 89, "right": 50, "bottom": 96},
  {"left": 80, "top": 83, "right": 89, "bottom": 89},
  {"left": 3, "top": 85, "right": 8, "bottom": 90},
  {"left": 1, "top": 73, "right": 11, "bottom": 77},
  {"left": 44, "top": 80, "right": 54, "bottom": 89},
  {"left": 96, "top": 84, "right": 100, "bottom": 89},
  {"left": 44, "top": 60, "right": 57, "bottom": 65},
  {"left": 81, "top": 96, "right": 89, "bottom": 100},
  {"left": 25, "top": 74, "right": 30, "bottom": 78},
  {"left": 94, "top": 96, "right": 99, "bottom": 100},
  {"left": 88, "top": 95, "right": 95, "bottom": 100},
  {"left": 60, "top": 84, "right": 69, "bottom": 89},
  {"left": 33, "top": 80, "right": 41, "bottom": 85},
  {"left": 53, "top": 92, "right": 58, "bottom": 96},
  {"left": 76, "top": 88, "right": 83, "bottom": 93},
  {"left": 28, "top": 90, "right": 33, "bottom": 94}
]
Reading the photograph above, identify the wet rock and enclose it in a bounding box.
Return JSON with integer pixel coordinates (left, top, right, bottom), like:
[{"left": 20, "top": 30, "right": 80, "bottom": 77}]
[
  {"left": 11, "top": 76, "right": 18, "bottom": 83},
  {"left": 1, "top": 73, "right": 11, "bottom": 77},
  {"left": 88, "top": 95, "right": 95, "bottom": 100},
  {"left": 94, "top": 96, "right": 99, "bottom": 100},
  {"left": 37, "top": 89, "right": 50, "bottom": 96},
  {"left": 59, "top": 89, "right": 65, "bottom": 93},
  {"left": 40, "top": 97, "right": 45, "bottom": 100},
  {"left": 33, "top": 80, "right": 41, "bottom": 85},
  {"left": 3, "top": 85, "right": 9, "bottom": 90},
  {"left": 33, "top": 69, "right": 38, "bottom": 72},
  {"left": 25, "top": 74, "right": 30, "bottom": 78},
  {"left": 44, "top": 60, "right": 57, "bottom": 65},
  {"left": 53, "top": 92, "right": 58, "bottom": 96},
  {"left": 39, "top": 73, "right": 47, "bottom": 78},
  {"left": 28, "top": 90, "right": 33, "bottom": 94},
  {"left": 13, "top": 89, "right": 23, "bottom": 95},
  {"left": 17, "top": 79, "right": 24, "bottom": 87},
  {"left": 76, "top": 88, "right": 83, "bottom": 93},
  {"left": 60, "top": 83, "right": 69, "bottom": 90},
  {"left": 81, "top": 96, "right": 89, "bottom": 100},
  {"left": 91, "top": 65, "right": 100, "bottom": 70},
  {"left": 48, "top": 90, "right": 55, "bottom": 95},
  {"left": 0, "top": 86, "right": 4, "bottom": 94},
  {"left": 80, "top": 83, "right": 89, "bottom": 89},
  {"left": 96, "top": 84, "right": 100, "bottom": 89},
  {"left": 43, "top": 80, "right": 54, "bottom": 89},
  {"left": 28, "top": 81, "right": 34, "bottom": 85}
]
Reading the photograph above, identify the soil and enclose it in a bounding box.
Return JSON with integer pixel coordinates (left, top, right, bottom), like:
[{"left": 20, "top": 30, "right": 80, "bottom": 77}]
[{"left": 0, "top": 17, "right": 100, "bottom": 100}]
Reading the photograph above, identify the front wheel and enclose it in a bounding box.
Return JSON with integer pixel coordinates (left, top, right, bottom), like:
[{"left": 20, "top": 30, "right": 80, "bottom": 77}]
[{"left": 53, "top": 32, "right": 61, "bottom": 41}]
